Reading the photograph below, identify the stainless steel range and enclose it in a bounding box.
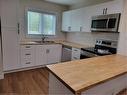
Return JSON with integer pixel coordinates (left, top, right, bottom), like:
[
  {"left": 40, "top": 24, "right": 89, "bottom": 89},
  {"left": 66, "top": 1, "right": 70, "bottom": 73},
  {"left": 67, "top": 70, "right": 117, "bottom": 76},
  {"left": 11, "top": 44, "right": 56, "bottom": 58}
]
[{"left": 80, "top": 39, "right": 117, "bottom": 59}]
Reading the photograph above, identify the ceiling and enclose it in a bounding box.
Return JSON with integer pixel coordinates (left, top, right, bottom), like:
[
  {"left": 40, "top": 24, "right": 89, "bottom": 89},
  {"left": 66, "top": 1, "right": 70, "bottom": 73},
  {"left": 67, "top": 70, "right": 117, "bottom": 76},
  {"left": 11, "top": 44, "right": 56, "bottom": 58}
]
[{"left": 45, "top": 0, "right": 113, "bottom": 6}]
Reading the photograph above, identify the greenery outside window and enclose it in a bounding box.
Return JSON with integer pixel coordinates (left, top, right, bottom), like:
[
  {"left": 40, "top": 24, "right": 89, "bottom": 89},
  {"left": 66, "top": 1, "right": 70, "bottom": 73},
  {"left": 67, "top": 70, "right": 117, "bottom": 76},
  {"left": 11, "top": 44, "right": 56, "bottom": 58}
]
[{"left": 27, "top": 10, "right": 56, "bottom": 36}]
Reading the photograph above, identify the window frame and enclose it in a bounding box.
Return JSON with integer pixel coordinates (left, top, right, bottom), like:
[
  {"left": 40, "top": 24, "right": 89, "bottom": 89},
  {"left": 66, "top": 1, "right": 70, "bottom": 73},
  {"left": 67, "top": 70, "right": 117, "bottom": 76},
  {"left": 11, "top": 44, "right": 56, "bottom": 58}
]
[{"left": 25, "top": 8, "right": 57, "bottom": 38}]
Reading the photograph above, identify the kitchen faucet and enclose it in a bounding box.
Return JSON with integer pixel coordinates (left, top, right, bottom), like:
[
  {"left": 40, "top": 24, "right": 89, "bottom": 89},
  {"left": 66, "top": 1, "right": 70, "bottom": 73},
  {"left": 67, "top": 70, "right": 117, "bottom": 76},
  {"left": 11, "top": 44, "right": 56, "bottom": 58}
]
[{"left": 41, "top": 35, "right": 48, "bottom": 43}]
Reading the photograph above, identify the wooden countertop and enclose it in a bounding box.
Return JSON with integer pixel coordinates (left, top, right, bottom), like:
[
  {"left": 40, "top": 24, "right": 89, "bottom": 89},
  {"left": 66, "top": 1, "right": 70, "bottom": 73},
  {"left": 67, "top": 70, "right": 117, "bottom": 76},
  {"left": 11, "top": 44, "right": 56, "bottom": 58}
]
[
  {"left": 20, "top": 41, "right": 92, "bottom": 49},
  {"left": 46, "top": 55, "right": 127, "bottom": 94}
]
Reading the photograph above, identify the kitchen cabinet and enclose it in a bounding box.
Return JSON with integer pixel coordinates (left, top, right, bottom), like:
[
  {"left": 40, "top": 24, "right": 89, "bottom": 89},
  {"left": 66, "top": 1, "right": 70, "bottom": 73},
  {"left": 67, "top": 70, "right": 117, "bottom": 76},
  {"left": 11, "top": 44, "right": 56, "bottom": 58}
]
[
  {"left": 20, "top": 45, "right": 35, "bottom": 68},
  {"left": 20, "top": 44, "right": 62, "bottom": 68},
  {"left": 71, "top": 48, "right": 81, "bottom": 60},
  {"left": 62, "top": 0, "right": 123, "bottom": 32},
  {"left": 1, "top": 0, "right": 20, "bottom": 71},
  {"left": 62, "top": 11, "right": 71, "bottom": 32},
  {"left": 1, "top": 0, "right": 19, "bottom": 28},
  {"left": 46, "top": 45, "right": 62, "bottom": 64},
  {"left": 91, "top": 0, "right": 123, "bottom": 15},
  {"left": 2, "top": 28, "right": 20, "bottom": 71},
  {"left": 35, "top": 45, "right": 47, "bottom": 66}
]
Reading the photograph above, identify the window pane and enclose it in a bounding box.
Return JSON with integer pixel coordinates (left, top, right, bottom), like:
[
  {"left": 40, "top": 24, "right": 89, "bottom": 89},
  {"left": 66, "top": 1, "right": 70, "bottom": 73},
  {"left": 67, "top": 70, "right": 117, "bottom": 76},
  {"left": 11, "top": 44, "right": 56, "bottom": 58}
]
[
  {"left": 43, "top": 14, "right": 56, "bottom": 35},
  {"left": 27, "top": 11, "right": 56, "bottom": 36},
  {"left": 28, "top": 11, "right": 41, "bottom": 34}
]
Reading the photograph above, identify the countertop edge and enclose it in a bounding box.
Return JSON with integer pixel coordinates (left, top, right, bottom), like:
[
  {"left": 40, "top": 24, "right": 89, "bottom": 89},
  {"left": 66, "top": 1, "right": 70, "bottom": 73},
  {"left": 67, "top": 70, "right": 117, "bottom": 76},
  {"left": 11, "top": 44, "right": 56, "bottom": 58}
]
[
  {"left": 46, "top": 66, "right": 76, "bottom": 94},
  {"left": 46, "top": 63, "right": 127, "bottom": 94}
]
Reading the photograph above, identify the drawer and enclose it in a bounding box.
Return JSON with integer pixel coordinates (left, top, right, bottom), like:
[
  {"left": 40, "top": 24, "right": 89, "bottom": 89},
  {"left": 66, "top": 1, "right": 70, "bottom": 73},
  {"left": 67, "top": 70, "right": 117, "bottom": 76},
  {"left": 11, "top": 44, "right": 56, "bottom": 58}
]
[
  {"left": 72, "top": 56, "right": 80, "bottom": 60},
  {"left": 21, "top": 60, "right": 34, "bottom": 68},
  {"left": 72, "top": 48, "right": 81, "bottom": 55},
  {"left": 72, "top": 48, "right": 81, "bottom": 60},
  {"left": 21, "top": 45, "right": 34, "bottom": 50}
]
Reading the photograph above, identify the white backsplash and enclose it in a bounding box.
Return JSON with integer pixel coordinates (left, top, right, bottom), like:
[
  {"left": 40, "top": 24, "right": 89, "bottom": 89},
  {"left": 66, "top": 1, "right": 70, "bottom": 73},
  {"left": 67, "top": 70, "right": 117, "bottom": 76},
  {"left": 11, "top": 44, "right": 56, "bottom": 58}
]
[{"left": 66, "top": 32, "right": 119, "bottom": 46}]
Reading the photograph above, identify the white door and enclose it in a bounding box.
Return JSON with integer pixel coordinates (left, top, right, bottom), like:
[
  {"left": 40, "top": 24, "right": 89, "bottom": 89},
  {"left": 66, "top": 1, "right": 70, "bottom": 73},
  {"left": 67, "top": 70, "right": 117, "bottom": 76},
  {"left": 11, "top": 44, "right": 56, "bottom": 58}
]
[
  {"left": 35, "top": 45, "right": 47, "bottom": 66},
  {"left": 71, "top": 9, "right": 82, "bottom": 32},
  {"left": 46, "top": 45, "right": 62, "bottom": 64}
]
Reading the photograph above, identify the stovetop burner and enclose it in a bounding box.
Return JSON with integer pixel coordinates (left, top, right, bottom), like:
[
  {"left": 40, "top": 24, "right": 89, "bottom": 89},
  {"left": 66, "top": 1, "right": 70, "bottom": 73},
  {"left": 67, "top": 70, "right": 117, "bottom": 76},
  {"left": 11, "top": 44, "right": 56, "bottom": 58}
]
[{"left": 81, "top": 39, "right": 117, "bottom": 56}]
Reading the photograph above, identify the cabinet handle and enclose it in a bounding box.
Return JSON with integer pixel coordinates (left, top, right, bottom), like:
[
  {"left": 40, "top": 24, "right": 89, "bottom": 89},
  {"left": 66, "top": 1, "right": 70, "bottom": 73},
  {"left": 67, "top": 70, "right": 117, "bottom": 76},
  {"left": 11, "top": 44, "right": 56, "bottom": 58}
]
[
  {"left": 80, "top": 27, "right": 82, "bottom": 32},
  {"left": 25, "top": 46, "right": 31, "bottom": 48},
  {"left": 46, "top": 49, "right": 50, "bottom": 54},
  {"left": 68, "top": 26, "right": 71, "bottom": 31},
  {"left": 25, "top": 54, "right": 31, "bottom": 56},
  {"left": 103, "top": 8, "right": 105, "bottom": 14},
  {"left": 17, "top": 23, "right": 20, "bottom": 34},
  {"left": 105, "top": 8, "right": 108, "bottom": 14},
  {"left": 25, "top": 62, "right": 31, "bottom": 64},
  {"left": 73, "top": 57, "right": 78, "bottom": 59},
  {"left": 74, "top": 49, "right": 78, "bottom": 51}
]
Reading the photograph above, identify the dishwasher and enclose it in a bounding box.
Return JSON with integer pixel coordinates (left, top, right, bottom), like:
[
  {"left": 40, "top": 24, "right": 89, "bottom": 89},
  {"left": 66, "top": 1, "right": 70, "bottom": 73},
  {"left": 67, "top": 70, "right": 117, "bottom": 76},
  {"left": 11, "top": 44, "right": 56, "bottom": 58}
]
[{"left": 61, "top": 45, "right": 72, "bottom": 62}]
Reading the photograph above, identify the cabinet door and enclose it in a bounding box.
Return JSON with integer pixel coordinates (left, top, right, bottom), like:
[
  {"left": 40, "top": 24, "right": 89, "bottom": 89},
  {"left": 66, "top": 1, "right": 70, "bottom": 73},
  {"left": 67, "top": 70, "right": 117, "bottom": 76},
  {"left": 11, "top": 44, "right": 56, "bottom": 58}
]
[
  {"left": 62, "top": 11, "right": 71, "bottom": 32},
  {"left": 46, "top": 45, "right": 62, "bottom": 64},
  {"left": 100, "top": 0, "right": 123, "bottom": 15},
  {"left": 2, "top": 28, "right": 20, "bottom": 71},
  {"left": 35, "top": 45, "right": 47, "bottom": 66},
  {"left": 71, "top": 9, "right": 83, "bottom": 32},
  {"left": 1, "top": 0, "right": 19, "bottom": 28}
]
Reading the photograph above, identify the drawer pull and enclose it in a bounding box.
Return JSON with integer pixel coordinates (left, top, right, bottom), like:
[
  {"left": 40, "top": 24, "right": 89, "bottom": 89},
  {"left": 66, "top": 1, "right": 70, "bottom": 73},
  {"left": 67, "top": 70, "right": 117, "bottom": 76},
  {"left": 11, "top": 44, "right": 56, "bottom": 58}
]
[
  {"left": 73, "top": 57, "right": 78, "bottom": 59},
  {"left": 25, "top": 54, "right": 31, "bottom": 56},
  {"left": 25, "top": 62, "right": 31, "bottom": 64},
  {"left": 25, "top": 46, "right": 31, "bottom": 48}
]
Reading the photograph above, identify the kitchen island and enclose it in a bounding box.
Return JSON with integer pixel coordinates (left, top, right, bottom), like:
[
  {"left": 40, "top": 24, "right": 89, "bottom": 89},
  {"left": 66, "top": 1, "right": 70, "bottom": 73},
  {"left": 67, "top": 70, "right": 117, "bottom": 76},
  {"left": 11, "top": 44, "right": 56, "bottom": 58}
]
[{"left": 46, "top": 55, "right": 127, "bottom": 95}]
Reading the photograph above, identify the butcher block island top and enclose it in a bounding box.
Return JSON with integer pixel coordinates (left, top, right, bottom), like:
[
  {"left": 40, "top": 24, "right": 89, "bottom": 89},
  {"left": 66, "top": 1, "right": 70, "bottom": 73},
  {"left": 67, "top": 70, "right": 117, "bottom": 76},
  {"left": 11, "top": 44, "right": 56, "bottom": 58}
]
[{"left": 46, "top": 54, "right": 127, "bottom": 94}]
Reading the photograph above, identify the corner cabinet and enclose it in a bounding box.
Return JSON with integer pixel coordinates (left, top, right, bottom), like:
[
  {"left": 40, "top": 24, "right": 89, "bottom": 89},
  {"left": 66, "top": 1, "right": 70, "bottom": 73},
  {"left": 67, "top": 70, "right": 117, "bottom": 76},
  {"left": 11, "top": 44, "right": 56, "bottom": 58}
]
[
  {"left": 62, "top": 0, "right": 123, "bottom": 32},
  {"left": 1, "top": 0, "right": 20, "bottom": 71}
]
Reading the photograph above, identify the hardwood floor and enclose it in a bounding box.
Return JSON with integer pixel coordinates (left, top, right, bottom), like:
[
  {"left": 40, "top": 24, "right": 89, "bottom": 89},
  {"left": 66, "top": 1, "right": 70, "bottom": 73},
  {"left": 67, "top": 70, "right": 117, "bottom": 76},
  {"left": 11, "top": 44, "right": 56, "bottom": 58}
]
[
  {"left": 117, "top": 89, "right": 127, "bottom": 95},
  {"left": 0, "top": 68, "right": 49, "bottom": 95},
  {"left": 0, "top": 68, "right": 127, "bottom": 95}
]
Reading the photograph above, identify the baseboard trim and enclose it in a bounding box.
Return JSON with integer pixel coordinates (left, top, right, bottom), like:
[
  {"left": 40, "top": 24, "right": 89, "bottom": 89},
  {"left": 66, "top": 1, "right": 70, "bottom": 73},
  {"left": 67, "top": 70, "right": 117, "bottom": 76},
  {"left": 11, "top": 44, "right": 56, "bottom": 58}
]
[
  {"left": 4, "top": 65, "right": 45, "bottom": 74},
  {"left": 0, "top": 73, "right": 4, "bottom": 79}
]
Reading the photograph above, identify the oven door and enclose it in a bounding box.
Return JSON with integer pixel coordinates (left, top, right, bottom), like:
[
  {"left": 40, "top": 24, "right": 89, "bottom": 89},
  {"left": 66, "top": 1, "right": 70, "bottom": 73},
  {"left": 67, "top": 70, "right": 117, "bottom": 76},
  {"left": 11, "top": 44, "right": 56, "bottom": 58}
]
[{"left": 80, "top": 50, "right": 99, "bottom": 59}]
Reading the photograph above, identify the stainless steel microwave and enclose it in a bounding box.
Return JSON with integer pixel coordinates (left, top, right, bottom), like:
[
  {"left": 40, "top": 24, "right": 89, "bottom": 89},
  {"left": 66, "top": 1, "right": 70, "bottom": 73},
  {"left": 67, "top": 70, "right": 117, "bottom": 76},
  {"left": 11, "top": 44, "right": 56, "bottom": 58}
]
[{"left": 91, "top": 13, "right": 121, "bottom": 32}]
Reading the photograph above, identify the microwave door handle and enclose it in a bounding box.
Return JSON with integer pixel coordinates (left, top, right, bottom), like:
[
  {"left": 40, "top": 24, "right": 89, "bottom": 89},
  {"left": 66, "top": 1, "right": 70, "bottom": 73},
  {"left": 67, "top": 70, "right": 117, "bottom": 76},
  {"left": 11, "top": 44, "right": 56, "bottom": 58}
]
[{"left": 106, "top": 18, "right": 109, "bottom": 29}]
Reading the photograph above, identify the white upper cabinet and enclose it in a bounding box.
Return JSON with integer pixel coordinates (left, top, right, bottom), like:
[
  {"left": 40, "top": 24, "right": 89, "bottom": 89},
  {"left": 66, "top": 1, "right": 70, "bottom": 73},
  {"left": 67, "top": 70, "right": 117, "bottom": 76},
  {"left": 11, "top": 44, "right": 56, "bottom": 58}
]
[
  {"left": 1, "top": 0, "right": 19, "bottom": 28},
  {"left": 62, "top": 11, "right": 71, "bottom": 32},
  {"left": 62, "top": 0, "right": 123, "bottom": 32},
  {"left": 92, "top": 0, "right": 123, "bottom": 15}
]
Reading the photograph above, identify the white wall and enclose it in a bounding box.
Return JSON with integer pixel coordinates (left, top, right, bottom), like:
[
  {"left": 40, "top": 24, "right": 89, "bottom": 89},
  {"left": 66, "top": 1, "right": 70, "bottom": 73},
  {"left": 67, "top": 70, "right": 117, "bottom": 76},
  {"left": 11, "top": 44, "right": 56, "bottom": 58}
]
[
  {"left": 70, "top": 0, "right": 113, "bottom": 9},
  {"left": 18, "top": 0, "right": 68, "bottom": 41},
  {"left": 66, "top": 32, "right": 119, "bottom": 46},
  {"left": 118, "top": 0, "right": 127, "bottom": 56},
  {"left": 0, "top": 0, "right": 3, "bottom": 79}
]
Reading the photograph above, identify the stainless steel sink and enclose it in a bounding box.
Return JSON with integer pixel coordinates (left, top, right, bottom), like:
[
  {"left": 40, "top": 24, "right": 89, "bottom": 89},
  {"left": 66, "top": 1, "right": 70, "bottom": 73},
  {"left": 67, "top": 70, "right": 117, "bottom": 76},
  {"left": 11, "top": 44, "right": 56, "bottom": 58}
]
[{"left": 34, "top": 41, "right": 55, "bottom": 44}]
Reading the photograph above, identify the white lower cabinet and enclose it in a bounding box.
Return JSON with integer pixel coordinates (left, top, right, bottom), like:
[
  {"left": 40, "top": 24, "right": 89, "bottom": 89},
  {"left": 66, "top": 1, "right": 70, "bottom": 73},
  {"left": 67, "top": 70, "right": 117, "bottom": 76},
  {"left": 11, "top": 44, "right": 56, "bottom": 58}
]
[
  {"left": 49, "top": 73, "right": 127, "bottom": 95},
  {"left": 20, "top": 45, "right": 35, "bottom": 68},
  {"left": 35, "top": 45, "right": 47, "bottom": 66},
  {"left": 20, "top": 44, "right": 62, "bottom": 68},
  {"left": 46, "top": 45, "right": 62, "bottom": 64}
]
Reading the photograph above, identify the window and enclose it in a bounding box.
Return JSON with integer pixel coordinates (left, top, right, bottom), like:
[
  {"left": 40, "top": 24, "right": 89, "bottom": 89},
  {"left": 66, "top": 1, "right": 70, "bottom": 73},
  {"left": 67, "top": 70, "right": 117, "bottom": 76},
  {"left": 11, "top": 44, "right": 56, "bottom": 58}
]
[{"left": 27, "top": 10, "right": 56, "bottom": 36}]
